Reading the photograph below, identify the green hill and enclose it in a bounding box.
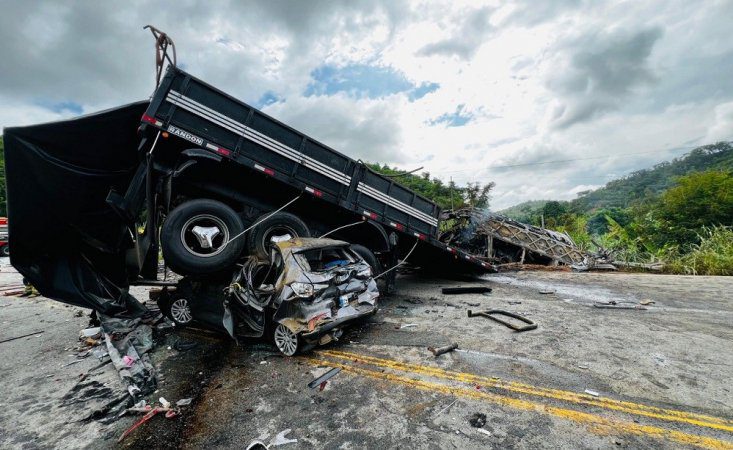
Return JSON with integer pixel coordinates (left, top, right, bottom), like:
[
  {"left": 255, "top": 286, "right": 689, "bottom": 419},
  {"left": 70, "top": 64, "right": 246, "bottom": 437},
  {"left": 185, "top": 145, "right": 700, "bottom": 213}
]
[
  {"left": 501, "top": 142, "right": 733, "bottom": 219},
  {"left": 571, "top": 142, "right": 733, "bottom": 212},
  {"left": 498, "top": 199, "right": 550, "bottom": 223}
]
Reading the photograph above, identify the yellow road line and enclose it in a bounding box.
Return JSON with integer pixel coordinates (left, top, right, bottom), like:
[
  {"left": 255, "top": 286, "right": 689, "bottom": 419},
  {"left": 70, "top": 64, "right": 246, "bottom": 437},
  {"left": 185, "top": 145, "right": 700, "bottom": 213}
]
[
  {"left": 305, "top": 357, "right": 733, "bottom": 450},
  {"left": 320, "top": 349, "right": 733, "bottom": 433}
]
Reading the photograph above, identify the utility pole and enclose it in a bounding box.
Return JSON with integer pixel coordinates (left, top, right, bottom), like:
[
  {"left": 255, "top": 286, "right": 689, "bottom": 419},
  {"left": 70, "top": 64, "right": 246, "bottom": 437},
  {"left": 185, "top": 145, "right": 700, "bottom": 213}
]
[{"left": 450, "top": 176, "right": 454, "bottom": 210}]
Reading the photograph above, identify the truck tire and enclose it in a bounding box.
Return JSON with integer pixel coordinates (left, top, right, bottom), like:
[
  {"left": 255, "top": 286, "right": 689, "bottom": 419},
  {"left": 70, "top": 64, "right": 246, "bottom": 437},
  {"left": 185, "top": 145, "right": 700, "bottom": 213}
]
[
  {"left": 247, "top": 212, "right": 310, "bottom": 259},
  {"left": 161, "top": 199, "right": 245, "bottom": 275},
  {"left": 351, "top": 244, "right": 382, "bottom": 276}
]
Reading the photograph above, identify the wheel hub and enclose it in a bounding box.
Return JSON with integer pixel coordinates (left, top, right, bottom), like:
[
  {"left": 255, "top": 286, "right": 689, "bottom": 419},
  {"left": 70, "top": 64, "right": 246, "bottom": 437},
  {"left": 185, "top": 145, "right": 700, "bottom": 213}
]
[
  {"left": 274, "top": 323, "right": 298, "bottom": 356},
  {"left": 191, "top": 225, "right": 221, "bottom": 249},
  {"left": 170, "top": 298, "right": 193, "bottom": 324},
  {"left": 180, "top": 214, "right": 230, "bottom": 257}
]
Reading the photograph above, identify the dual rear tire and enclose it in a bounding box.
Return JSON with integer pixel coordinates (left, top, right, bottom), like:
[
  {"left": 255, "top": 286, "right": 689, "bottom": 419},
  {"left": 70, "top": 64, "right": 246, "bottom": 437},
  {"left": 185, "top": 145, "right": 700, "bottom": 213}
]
[{"left": 161, "top": 199, "right": 310, "bottom": 275}]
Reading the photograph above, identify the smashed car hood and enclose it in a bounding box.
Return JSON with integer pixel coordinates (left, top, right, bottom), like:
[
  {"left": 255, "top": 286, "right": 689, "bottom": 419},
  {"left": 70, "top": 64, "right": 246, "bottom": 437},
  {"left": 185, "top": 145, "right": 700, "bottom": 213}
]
[{"left": 4, "top": 102, "right": 148, "bottom": 314}]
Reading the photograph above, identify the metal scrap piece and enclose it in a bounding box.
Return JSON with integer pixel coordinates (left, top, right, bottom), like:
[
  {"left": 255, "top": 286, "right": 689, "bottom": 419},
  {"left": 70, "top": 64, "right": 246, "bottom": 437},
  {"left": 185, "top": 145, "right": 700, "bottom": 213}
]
[
  {"left": 428, "top": 343, "right": 458, "bottom": 357},
  {"left": 307, "top": 367, "right": 341, "bottom": 389},
  {"left": 467, "top": 309, "right": 537, "bottom": 332},
  {"left": 593, "top": 302, "right": 646, "bottom": 310},
  {"left": 442, "top": 287, "right": 492, "bottom": 295}
]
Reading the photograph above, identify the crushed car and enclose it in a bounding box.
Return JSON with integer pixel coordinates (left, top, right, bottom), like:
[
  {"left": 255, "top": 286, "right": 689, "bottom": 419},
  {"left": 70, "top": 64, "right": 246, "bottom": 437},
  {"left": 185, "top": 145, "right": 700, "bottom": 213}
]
[{"left": 156, "top": 238, "right": 379, "bottom": 355}]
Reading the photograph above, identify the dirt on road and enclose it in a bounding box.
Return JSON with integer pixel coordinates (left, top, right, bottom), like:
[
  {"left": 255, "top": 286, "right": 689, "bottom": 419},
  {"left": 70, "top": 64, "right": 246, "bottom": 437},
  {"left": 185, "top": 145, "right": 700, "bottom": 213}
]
[{"left": 1, "top": 261, "right": 732, "bottom": 449}]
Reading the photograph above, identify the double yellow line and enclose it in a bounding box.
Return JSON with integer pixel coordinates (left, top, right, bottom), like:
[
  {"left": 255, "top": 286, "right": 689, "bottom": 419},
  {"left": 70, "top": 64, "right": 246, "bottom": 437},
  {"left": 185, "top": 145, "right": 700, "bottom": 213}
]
[{"left": 305, "top": 349, "right": 733, "bottom": 449}]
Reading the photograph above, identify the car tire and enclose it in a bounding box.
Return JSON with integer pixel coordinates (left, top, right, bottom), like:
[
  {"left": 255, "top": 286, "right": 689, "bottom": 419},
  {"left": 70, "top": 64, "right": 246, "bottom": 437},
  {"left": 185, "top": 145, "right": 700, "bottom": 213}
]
[
  {"left": 350, "top": 244, "right": 382, "bottom": 276},
  {"left": 0, "top": 245, "right": 8, "bottom": 257},
  {"left": 161, "top": 199, "right": 245, "bottom": 275},
  {"left": 246, "top": 212, "right": 310, "bottom": 260}
]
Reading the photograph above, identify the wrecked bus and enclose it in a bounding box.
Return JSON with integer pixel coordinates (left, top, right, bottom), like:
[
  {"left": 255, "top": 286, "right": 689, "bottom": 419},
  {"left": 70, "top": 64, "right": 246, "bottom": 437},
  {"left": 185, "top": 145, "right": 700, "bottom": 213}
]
[{"left": 4, "top": 66, "right": 492, "bottom": 347}]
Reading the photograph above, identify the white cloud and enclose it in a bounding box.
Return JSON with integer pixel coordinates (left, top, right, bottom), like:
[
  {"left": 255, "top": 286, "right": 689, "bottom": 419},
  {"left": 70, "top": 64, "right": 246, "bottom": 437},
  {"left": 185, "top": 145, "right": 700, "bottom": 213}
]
[
  {"left": 705, "top": 101, "right": 733, "bottom": 143},
  {"left": 1, "top": 0, "right": 732, "bottom": 210}
]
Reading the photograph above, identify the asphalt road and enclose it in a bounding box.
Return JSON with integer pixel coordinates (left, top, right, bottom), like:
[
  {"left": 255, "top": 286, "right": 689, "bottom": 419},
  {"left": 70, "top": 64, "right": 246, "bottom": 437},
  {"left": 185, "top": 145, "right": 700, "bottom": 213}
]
[{"left": 1, "top": 259, "right": 732, "bottom": 449}]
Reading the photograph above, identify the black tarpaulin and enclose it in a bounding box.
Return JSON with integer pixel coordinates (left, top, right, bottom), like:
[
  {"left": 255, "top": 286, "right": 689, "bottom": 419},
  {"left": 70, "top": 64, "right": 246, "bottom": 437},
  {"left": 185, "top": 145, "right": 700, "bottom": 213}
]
[{"left": 4, "top": 101, "right": 149, "bottom": 314}]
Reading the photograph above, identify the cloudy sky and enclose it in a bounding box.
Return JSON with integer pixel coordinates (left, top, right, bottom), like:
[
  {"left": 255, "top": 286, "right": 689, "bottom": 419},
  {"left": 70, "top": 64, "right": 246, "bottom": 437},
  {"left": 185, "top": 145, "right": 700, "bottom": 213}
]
[{"left": 2, "top": 0, "right": 732, "bottom": 209}]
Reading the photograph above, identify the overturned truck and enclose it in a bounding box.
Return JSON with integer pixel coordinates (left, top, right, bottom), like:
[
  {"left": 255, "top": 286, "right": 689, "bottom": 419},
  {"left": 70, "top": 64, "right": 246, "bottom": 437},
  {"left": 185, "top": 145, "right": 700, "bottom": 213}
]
[{"left": 4, "top": 66, "right": 494, "bottom": 354}]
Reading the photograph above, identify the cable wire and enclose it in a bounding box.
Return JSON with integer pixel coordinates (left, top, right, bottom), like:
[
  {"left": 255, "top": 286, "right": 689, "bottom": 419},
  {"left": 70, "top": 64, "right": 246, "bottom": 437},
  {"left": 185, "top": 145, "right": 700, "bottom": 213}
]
[
  {"left": 225, "top": 194, "right": 301, "bottom": 246},
  {"left": 318, "top": 220, "right": 365, "bottom": 238},
  {"left": 373, "top": 239, "right": 420, "bottom": 280}
]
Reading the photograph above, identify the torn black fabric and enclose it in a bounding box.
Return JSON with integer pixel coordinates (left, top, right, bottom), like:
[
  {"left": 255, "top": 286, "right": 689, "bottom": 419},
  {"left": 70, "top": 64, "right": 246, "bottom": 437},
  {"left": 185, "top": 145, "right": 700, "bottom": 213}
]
[{"left": 4, "top": 102, "right": 148, "bottom": 312}]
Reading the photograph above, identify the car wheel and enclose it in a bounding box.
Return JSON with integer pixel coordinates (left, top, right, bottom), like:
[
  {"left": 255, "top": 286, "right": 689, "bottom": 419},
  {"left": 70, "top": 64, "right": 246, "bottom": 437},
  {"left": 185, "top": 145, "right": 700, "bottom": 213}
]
[
  {"left": 247, "top": 212, "right": 310, "bottom": 260},
  {"left": 0, "top": 245, "right": 8, "bottom": 257},
  {"left": 350, "top": 244, "right": 382, "bottom": 275},
  {"left": 273, "top": 323, "right": 299, "bottom": 356},
  {"left": 161, "top": 199, "right": 245, "bottom": 275},
  {"left": 158, "top": 291, "right": 194, "bottom": 327},
  {"left": 169, "top": 297, "right": 194, "bottom": 326}
]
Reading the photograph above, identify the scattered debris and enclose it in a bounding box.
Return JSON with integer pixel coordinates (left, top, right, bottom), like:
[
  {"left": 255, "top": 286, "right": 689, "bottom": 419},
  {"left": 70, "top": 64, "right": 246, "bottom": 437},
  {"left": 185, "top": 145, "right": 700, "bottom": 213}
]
[
  {"left": 432, "top": 398, "right": 458, "bottom": 418},
  {"left": 400, "top": 323, "right": 417, "bottom": 329},
  {"left": 475, "top": 428, "right": 492, "bottom": 437},
  {"left": 403, "top": 297, "right": 424, "bottom": 304},
  {"left": 176, "top": 398, "right": 193, "bottom": 406},
  {"left": 308, "top": 367, "right": 342, "bottom": 389},
  {"left": 507, "top": 301, "right": 522, "bottom": 305},
  {"left": 117, "top": 404, "right": 178, "bottom": 443},
  {"left": 80, "top": 327, "right": 101, "bottom": 338},
  {"left": 63, "top": 359, "right": 83, "bottom": 367},
  {"left": 539, "top": 290, "right": 555, "bottom": 295},
  {"left": 0, "top": 330, "right": 44, "bottom": 344},
  {"left": 469, "top": 412, "right": 487, "bottom": 428},
  {"left": 442, "top": 286, "right": 492, "bottom": 295},
  {"left": 428, "top": 343, "right": 458, "bottom": 357},
  {"left": 640, "top": 299, "right": 655, "bottom": 305},
  {"left": 271, "top": 428, "right": 297, "bottom": 447},
  {"left": 467, "top": 309, "right": 537, "bottom": 332},
  {"left": 593, "top": 302, "right": 646, "bottom": 310},
  {"left": 584, "top": 389, "right": 600, "bottom": 397},
  {"left": 246, "top": 441, "right": 269, "bottom": 450},
  {"left": 577, "top": 363, "right": 590, "bottom": 370},
  {"left": 173, "top": 340, "right": 198, "bottom": 351},
  {"left": 159, "top": 397, "right": 171, "bottom": 408},
  {"left": 100, "top": 314, "right": 158, "bottom": 400}
]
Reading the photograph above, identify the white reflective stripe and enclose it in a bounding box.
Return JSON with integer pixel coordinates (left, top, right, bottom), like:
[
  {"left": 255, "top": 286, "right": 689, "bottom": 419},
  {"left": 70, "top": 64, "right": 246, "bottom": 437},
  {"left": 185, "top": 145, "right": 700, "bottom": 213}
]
[
  {"left": 357, "top": 183, "right": 438, "bottom": 226},
  {"left": 167, "top": 93, "right": 303, "bottom": 163},
  {"left": 358, "top": 183, "right": 436, "bottom": 224},
  {"left": 166, "top": 92, "right": 351, "bottom": 185}
]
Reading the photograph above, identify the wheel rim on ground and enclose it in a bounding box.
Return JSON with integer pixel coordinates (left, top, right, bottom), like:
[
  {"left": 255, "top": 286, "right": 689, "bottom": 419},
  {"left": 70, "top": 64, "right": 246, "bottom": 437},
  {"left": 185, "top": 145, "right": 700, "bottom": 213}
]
[
  {"left": 170, "top": 298, "right": 193, "bottom": 324},
  {"left": 180, "top": 214, "right": 230, "bottom": 258},
  {"left": 273, "top": 323, "right": 298, "bottom": 356}
]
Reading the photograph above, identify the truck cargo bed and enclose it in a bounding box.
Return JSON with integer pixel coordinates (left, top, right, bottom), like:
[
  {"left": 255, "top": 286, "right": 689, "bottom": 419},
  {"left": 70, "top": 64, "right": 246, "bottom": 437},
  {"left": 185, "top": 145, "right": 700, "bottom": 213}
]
[{"left": 142, "top": 67, "right": 492, "bottom": 272}]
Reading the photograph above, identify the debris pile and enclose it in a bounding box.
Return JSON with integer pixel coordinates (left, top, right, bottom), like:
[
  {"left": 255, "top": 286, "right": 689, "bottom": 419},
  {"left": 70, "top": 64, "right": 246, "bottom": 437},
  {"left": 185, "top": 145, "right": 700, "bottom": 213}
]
[{"left": 438, "top": 207, "right": 647, "bottom": 271}]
